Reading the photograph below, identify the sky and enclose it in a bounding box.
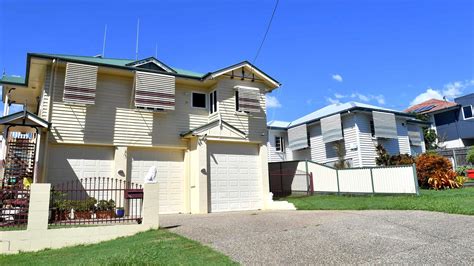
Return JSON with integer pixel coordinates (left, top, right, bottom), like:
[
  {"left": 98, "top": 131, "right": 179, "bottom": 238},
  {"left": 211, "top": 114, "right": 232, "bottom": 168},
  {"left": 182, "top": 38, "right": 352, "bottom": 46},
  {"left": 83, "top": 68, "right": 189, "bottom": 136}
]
[{"left": 0, "top": 0, "right": 473, "bottom": 122}]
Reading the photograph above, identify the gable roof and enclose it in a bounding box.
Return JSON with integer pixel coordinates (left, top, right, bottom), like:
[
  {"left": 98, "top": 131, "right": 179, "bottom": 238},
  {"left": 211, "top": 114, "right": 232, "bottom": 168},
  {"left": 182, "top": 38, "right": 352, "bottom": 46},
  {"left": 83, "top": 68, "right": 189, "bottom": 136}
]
[
  {"left": 0, "top": 110, "right": 50, "bottom": 128},
  {"left": 1, "top": 53, "right": 279, "bottom": 90},
  {"left": 125, "top": 57, "right": 177, "bottom": 73},
  {"left": 180, "top": 119, "right": 246, "bottom": 138},
  {"left": 269, "top": 101, "right": 426, "bottom": 129},
  {"left": 404, "top": 98, "right": 459, "bottom": 114},
  {"left": 267, "top": 120, "right": 291, "bottom": 129}
]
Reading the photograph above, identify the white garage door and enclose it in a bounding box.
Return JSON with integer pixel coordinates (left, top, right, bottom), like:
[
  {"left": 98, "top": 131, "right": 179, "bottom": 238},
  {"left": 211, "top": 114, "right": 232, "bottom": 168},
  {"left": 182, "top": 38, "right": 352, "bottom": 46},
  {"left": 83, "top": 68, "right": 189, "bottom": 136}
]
[
  {"left": 128, "top": 148, "right": 185, "bottom": 214},
  {"left": 208, "top": 142, "right": 263, "bottom": 212},
  {"left": 47, "top": 145, "right": 114, "bottom": 184}
]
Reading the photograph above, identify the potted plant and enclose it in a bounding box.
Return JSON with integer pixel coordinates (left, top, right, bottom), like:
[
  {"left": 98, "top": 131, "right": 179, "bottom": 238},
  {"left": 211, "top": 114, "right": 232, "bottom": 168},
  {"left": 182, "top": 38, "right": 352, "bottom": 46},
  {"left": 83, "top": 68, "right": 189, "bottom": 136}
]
[
  {"left": 466, "top": 147, "right": 474, "bottom": 178},
  {"left": 95, "top": 199, "right": 116, "bottom": 219},
  {"left": 116, "top": 207, "right": 125, "bottom": 218},
  {"left": 50, "top": 191, "right": 71, "bottom": 221},
  {"left": 73, "top": 197, "right": 96, "bottom": 220}
]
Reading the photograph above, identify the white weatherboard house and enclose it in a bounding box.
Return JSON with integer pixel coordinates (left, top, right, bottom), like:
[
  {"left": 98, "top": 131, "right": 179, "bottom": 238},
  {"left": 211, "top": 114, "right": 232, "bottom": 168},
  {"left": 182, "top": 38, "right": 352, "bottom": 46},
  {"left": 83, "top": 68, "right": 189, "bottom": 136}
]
[
  {"left": 267, "top": 102, "right": 428, "bottom": 167},
  {"left": 0, "top": 53, "right": 286, "bottom": 214}
]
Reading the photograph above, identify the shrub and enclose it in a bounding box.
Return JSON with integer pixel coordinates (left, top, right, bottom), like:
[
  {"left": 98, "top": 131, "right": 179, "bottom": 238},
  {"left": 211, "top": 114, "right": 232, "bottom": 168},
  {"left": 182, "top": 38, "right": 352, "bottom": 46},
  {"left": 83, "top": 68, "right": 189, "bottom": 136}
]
[
  {"left": 375, "top": 144, "right": 415, "bottom": 166},
  {"left": 389, "top": 154, "right": 416, "bottom": 166},
  {"left": 96, "top": 199, "right": 116, "bottom": 211},
  {"left": 466, "top": 147, "right": 474, "bottom": 165},
  {"left": 456, "top": 165, "right": 474, "bottom": 176},
  {"left": 375, "top": 144, "right": 390, "bottom": 166},
  {"left": 415, "top": 153, "right": 461, "bottom": 189}
]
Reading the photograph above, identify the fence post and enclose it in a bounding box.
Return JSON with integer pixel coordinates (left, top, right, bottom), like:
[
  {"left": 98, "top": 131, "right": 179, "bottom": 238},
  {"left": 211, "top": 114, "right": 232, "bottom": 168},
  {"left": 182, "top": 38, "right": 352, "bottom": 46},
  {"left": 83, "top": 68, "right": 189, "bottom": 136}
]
[
  {"left": 336, "top": 169, "right": 340, "bottom": 195},
  {"left": 452, "top": 149, "right": 457, "bottom": 169},
  {"left": 369, "top": 168, "right": 375, "bottom": 194},
  {"left": 412, "top": 163, "right": 420, "bottom": 196},
  {"left": 305, "top": 160, "right": 310, "bottom": 195},
  {"left": 27, "top": 183, "right": 51, "bottom": 231},
  {"left": 142, "top": 183, "right": 159, "bottom": 229}
]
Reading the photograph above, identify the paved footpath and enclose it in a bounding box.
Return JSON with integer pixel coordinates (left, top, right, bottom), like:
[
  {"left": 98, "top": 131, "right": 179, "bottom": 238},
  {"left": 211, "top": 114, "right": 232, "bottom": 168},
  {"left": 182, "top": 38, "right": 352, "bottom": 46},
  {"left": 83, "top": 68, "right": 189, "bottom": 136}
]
[{"left": 161, "top": 210, "right": 474, "bottom": 265}]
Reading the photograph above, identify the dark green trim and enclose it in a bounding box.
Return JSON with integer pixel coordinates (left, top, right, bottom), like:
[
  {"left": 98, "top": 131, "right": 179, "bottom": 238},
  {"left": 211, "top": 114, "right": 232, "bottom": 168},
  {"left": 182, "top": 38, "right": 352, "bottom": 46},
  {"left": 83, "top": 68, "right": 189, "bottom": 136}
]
[
  {"left": 412, "top": 163, "right": 420, "bottom": 196},
  {"left": 370, "top": 168, "right": 375, "bottom": 194},
  {"left": 180, "top": 119, "right": 246, "bottom": 137}
]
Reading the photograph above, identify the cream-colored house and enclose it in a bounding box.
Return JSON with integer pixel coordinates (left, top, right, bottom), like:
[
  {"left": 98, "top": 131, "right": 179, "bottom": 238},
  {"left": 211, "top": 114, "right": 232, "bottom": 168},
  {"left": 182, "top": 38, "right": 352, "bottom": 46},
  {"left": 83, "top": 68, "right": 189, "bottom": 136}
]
[{"left": 0, "top": 53, "right": 282, "bottom": 214}]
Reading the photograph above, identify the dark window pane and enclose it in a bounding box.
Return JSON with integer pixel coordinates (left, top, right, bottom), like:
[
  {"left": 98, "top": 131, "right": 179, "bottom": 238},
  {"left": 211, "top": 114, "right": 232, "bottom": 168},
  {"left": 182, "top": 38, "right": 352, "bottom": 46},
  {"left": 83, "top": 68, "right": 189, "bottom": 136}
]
[
  {"left": 463, "top": 106, "right": 473, "bottom": 119},
  {"left": 192, "top": 93, "right": 206, "bottom": 108},
  {"left": 235, "top": 91, "right": 240, "bottom": 111}
]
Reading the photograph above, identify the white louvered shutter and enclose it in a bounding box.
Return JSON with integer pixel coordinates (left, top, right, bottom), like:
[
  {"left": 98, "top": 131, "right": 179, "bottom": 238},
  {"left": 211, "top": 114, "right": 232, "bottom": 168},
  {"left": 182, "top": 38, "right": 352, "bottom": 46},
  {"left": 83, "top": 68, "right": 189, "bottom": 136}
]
[
  {"left": 63, "top": 63, "right": 98, "bottom": 105},
  {"left": 237, "top": 86, "right": 260, "bottom": 113},
  {"left": 134, "top": 71, "right": 175, "bottom": 111},
  {"left": 372, "top": 111, "right": 397, "bottom": 139},
  {"left": 321, "top": 114, "right": 343, "bottom": 143},
  {"left": 288, "top": 124, "right": 309, "bottom": 150},
  {"left": 407, "top": 124, "right": 422, "bottom": 146}
]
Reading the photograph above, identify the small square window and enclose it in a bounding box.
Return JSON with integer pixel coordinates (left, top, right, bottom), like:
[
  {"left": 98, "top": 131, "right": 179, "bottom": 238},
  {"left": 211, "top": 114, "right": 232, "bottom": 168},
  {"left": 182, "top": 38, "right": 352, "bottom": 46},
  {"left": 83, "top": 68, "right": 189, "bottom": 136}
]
[
  {"left": 275, "top": 136, "right": 285, "bottom": 152},
  {"left": 462, "top": 105, "right": 473, "bottom": 120},
  {"left": 192, "top": 92, "right": 206, "bottom": 108}
]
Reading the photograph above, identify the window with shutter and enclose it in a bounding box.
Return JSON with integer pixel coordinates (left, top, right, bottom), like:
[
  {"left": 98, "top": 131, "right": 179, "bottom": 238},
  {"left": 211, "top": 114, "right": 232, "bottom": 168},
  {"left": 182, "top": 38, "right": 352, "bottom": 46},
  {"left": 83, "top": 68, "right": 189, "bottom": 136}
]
[
  {"left": 63, "top": 63, "right": 98, "bottom": 105},
  {"left": 407, "top": 124, "right": 423, "bottom": 146},
  {"left": 234, "top": 86, "right": 260, "bottom": 113},
  {"left": 321, "top": 114, "right": 343, "bottom": 143},
  {"left": 134, "top": 71, "right": 175, "bottom": 111},
  {"left": 288, "top": 124, "right": 309, "bottom": 150},
  {"left": 372, "top": 111, "right": 398, "bottom": 139}
]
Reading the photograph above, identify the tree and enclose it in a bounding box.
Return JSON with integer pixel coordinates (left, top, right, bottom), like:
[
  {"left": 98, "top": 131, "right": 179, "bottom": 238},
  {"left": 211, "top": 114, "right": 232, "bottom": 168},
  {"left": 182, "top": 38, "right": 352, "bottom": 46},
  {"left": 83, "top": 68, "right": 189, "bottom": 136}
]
[
  {"left": 423, "top": 128, "right": 438, "bottom": 150},
  {"left": 375, "top": 144, "right": 390, "bottom": 166},
  {"left": 333, "top": 141, "right": 350, "bottom": 169},
  {"left": 467, "top": 146, "right": 474, "bottom": 165}
]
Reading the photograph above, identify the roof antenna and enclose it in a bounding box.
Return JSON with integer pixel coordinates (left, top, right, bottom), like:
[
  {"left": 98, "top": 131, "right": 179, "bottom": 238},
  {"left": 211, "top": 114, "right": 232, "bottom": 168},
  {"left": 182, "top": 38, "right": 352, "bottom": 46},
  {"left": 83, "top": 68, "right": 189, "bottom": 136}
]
[
  {"left": 155, "top": 43, "right": 158, "bottom": 58},
  {"left": 102, "top": 24, "right": 107, "bottom": 58},
  {"left": 135, "top": 18, "right": 140, "bottom": 60}
]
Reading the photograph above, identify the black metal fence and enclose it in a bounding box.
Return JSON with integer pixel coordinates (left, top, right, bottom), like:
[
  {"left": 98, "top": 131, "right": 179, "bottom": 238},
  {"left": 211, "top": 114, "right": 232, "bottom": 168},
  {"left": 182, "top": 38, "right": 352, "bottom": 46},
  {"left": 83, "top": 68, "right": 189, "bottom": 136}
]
[
  {"left": 0, "top": 182, "right": 30, "bottom": 229},
  {"left": 49, "top": 177, "right": 143, "bottom": 226},
  {"left": 269, "top": 161, "right": 312, "bottom": 198},
  {"left": 436, "top": 146, "right": 472, "bottom": 168}
]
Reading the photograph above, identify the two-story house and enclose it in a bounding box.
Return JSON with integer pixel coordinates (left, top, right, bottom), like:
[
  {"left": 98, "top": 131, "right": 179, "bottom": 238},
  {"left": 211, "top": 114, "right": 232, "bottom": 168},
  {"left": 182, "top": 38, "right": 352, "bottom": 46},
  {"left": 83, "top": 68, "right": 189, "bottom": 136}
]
[
  {"left": 267, "top": 102, "right": 428, "bottom": 166},
  {"left": 0, "top": 53, "right": 281, "bottom": 214},
  {"left": 404, "top": 94, "right": 474, "bottom": 148}
]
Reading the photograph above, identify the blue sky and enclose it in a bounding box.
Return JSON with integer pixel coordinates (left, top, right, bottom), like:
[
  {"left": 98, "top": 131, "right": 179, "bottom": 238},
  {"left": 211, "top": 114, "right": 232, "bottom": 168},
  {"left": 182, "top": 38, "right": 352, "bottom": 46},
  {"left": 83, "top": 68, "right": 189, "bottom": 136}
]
[{"left": 1, "top": 0, "right": 473, "bottom": 122}]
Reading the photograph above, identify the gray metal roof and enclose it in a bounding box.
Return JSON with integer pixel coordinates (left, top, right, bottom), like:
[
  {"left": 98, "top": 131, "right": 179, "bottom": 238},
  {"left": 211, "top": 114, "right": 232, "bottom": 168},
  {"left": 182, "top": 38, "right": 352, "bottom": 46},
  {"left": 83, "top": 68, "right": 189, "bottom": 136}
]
[{"left": 268, "top": 101, "right": 421, "bottom": 129}]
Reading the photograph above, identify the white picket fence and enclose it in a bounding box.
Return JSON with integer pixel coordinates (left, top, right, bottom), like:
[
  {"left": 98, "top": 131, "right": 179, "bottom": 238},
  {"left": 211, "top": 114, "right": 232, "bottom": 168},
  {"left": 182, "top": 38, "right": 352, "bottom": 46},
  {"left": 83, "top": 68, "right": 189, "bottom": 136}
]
[{"left": 293, "top": 160, "right": 419, "bottom": 195}]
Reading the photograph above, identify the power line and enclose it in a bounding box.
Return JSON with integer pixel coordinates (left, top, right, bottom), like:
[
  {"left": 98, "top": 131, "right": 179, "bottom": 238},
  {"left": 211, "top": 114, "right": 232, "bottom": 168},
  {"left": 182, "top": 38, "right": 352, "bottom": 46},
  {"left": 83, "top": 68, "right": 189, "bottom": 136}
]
[{"left": 252, "top": 0, "right": 280, "bottom": 64}]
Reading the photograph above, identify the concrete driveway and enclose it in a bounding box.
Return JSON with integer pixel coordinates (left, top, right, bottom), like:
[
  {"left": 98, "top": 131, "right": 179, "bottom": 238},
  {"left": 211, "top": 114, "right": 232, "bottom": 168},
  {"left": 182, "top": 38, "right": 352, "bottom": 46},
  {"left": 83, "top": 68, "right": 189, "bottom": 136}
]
[{"left": 161, "top": 210, "right": 474, "bottom": 264}]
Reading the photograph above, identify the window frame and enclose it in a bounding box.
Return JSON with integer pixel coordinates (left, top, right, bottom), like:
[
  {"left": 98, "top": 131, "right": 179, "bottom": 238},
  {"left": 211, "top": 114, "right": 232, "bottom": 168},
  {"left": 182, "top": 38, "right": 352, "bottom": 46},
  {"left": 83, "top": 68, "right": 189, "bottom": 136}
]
[
  {"left": 369, "top": 120, "right": 376, "bottom": 137},
  {"left": 275, "top": 136, "right": 285, "bottom": 152},
  {"left": 191, "top": 92, "right": 207, "bottom": 109},
  {"left": 462, "top": 105, "right": 474, "bottom": 120},
  {"left": 209, "top": 90, "right": 218, "bottom": 114}
]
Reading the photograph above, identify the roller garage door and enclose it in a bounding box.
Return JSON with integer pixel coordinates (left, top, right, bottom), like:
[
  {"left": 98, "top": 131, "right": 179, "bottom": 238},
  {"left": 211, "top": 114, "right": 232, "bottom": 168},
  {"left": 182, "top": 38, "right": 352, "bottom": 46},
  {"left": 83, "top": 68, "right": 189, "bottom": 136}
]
[
  {"left": 208, "top": 142, "right": 263, "bottom": 212},
  {"left": 128, "top": 148, "right": 185, "bottom": 214},
  {"left": 47, "top": 145, "right": 114, "bottom": 184}
]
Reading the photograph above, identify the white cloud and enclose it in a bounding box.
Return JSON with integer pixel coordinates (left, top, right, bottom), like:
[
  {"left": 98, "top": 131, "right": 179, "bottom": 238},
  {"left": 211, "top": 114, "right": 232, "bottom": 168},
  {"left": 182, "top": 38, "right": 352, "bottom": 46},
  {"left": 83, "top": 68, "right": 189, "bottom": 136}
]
[
  {"left": 328, "top": 92, "right": 386, "bottom": 105},
  {"left": 266, "top": 95, "right": 282, "bottom": 108},
  {"left": 332, "top": 74, "right": 343, "bottom": 82},
  {"left": 409, "top": 79, "right": 474, "bottom": 106}
]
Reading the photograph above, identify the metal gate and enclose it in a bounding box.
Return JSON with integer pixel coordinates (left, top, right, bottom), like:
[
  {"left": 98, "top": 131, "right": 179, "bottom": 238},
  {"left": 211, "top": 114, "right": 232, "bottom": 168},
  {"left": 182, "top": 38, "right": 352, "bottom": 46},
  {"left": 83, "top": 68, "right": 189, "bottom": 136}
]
[
  {"left": 268, "top": 161, "right": 313, "bottom": 198},
  {"left": 3, "top": 132, "right": 37, "bottom": 186}
]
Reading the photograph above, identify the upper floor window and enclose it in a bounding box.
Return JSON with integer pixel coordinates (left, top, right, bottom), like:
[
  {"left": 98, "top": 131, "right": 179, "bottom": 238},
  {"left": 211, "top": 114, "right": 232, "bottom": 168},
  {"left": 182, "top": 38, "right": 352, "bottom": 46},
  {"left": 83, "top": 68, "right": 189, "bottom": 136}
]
[
  {"left": 275, "top": 136, "right": 285, "bottom": 152},
  {"left": 462, "top": 105, "right": 473, "bottom": 120},
  {"left": 209, "top": 90, "right": 217, "bottom": 114},
  {"left": 192, "top": 92, "right": 206, "bottom": 109}
]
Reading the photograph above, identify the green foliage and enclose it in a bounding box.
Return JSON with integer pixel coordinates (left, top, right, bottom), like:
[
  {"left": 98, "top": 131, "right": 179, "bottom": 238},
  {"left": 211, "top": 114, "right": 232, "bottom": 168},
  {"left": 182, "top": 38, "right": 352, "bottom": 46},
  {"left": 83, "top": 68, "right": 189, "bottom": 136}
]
[
  {"left": 423, "top": 128, "right": 438, "bottom": 150},
  {"left": 456, "top": 165, "right": 474, "bottom": 176},
  {"left": 69, "top": 197, "right": 97, "bottom": 212},
  {"left": 96, "top": 199, "right": 116, "bottom": 211},
  {"left": 466, "top": 146, "right": 474, "bottom": 164},
  {"left": 375, "top": 144, "right": 415, "bottom": 166},
  {"left": 375, "top": 144, "right": 391, "bottom": 166},
  {"left": 333, "top": 141, "right": 350, "bottom": 169}
]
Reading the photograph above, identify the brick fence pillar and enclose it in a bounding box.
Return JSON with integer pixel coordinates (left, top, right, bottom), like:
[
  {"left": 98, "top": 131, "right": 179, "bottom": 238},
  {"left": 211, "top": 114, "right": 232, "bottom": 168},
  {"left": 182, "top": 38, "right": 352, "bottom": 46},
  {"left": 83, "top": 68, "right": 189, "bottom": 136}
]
[
  {"left": 141, "top": 183, "right": 159, "bottom": 229},
  {"left": 27, "top": 183, "right": 51, "bottom": 231}
]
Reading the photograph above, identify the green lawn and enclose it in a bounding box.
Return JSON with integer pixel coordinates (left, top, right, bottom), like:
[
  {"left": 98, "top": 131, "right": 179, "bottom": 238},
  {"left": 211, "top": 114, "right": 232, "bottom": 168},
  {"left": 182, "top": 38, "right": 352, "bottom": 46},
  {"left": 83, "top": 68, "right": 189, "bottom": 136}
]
[
  {"left": 0, "top": 229, "right": 236, "bottom": 265},
  {"left": 283, "top": 187, "right": 474, "bottom": 215}
]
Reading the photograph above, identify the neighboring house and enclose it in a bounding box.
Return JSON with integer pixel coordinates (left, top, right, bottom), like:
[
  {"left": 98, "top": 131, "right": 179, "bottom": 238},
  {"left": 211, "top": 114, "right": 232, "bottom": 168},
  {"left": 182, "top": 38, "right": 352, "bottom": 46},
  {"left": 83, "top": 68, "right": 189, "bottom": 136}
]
[
  {"left": 405, "top": 94, "right": 474, "bottom": 148},
  {"left": 267, "top": 102, "right": 428, "bottom": 167},
  {"left": 0, "top": 53, "right": 281, "bottom": 214}
]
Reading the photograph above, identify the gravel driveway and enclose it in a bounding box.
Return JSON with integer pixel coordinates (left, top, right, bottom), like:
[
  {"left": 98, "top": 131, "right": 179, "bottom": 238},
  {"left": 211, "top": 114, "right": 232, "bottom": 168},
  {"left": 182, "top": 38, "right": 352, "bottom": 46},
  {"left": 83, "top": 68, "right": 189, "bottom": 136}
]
[{"left": 161, "top": 210, "right": 474, "bottom": 264}]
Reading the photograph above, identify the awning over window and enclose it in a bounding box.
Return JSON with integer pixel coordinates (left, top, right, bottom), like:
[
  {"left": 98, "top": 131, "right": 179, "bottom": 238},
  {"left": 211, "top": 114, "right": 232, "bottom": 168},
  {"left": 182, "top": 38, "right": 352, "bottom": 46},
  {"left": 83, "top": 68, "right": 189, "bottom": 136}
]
[
  {"left": 235, "top": 85, "right": 260, "bottom": 113},
  {"left": 407, "top": 124, "right": 422, "bottom": 146},
  {"left": 288, "top": 124, "right": 309, "bottom": 150},
  {"left": 63, "top": 63, "right": 98, "bottom": 105},
  {"left": 0, "top": 110, "right": 50, "bottom": 133},
  {"left": 321, "top": 114, "right": 343, "bottom": 143},
  {"left": 134, "top": 71, "right": 175, "bottom": 111},
  {"left": 373, "top": 111, "right": 397, "bottom": 139}
]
